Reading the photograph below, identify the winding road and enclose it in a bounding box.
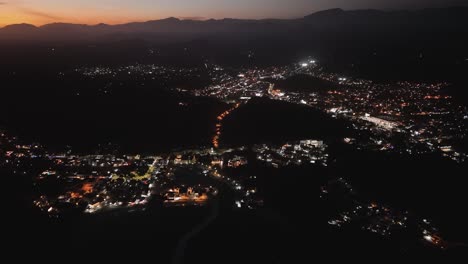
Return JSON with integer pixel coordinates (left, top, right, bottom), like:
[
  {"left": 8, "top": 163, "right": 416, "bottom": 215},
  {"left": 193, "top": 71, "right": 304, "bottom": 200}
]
[{"left": 172, "top": 197, "right": 220, "bottom": 264}]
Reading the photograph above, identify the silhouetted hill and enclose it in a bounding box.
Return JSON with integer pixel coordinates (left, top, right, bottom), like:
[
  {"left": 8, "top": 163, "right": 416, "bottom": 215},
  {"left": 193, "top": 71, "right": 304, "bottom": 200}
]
[
  {"left": 1, "top": 7, "right": 467, "bottom": 40},
  {"left": 304, "top": 8, "right": 347, "bottom": 19},
  {"left": 2, "top": 23, "right": 38, "bottom": 31},
  {"left": 0, "top": 23, "right": 39, "bottom": 37},
  {"left": 303, "top": 6, "right": 468, "bottom": 29}
]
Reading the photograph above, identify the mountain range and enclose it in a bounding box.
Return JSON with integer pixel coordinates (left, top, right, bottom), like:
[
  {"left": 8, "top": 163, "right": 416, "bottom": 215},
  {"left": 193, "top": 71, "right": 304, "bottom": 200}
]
[{"left": 1, "top": 7, "right": 467, "bottom": 41}]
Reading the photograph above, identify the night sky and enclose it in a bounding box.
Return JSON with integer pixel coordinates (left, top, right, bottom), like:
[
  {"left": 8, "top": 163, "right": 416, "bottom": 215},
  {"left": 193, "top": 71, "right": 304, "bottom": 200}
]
[{"left": 0, "top": 0, "right": 467, "bottom": 26}]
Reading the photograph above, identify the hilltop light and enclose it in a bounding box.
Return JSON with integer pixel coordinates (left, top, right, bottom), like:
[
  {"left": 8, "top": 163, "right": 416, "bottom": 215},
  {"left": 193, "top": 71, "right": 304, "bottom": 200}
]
[{"left": 424, "top": 235, "right": 433, "bottom": 242}]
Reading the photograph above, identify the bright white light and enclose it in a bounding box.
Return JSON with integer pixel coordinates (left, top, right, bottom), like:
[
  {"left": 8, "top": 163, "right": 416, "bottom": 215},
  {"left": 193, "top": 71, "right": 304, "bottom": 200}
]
[
  {"left": 235, "top": 201, "right": 242, "bottom": 208},
  {"left": 424, "top": 235, "right": 433, "bottom": 242},
  {"left": 310, "top": 60, "right": 316, "bottom": 64},
  {"left": 301, "top": 63, "right": 308, "bottom": 67}
]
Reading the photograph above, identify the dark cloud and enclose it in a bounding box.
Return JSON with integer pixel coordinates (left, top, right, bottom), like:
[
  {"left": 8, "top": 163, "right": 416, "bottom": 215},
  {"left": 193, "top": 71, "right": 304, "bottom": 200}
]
[
  {"left": 0, "top": 2, "right": 7, "bottom": 5},
  {"left": 19, "top": 7, "right": 62, "bottom": 20}
]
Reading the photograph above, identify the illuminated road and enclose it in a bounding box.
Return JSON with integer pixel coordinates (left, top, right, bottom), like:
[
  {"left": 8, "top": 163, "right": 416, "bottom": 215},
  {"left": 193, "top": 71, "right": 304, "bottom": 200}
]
[
  {"left": 212, "top": 103, "right": 241, "bottom": 148},
  {"left": 172, "top": 197, "right": 220, "bottom": 264}
]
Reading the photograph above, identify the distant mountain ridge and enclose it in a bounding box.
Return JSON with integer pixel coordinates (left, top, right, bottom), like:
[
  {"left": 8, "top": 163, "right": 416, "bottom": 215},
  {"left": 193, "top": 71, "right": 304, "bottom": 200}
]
[{"left": 1, "top": 7, "right": 467, "bottom": 41}]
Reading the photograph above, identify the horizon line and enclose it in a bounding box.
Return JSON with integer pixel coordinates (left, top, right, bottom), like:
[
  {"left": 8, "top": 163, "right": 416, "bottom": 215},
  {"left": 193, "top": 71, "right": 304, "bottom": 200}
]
[{"left": 1, "top": 5, "right": 466, "bottom": 28}]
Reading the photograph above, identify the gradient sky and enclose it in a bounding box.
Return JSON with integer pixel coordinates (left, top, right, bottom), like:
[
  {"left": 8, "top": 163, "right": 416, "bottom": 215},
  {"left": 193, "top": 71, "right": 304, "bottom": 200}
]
[{"left": 0, "top": 0, "right": 467, "bottom": 26}]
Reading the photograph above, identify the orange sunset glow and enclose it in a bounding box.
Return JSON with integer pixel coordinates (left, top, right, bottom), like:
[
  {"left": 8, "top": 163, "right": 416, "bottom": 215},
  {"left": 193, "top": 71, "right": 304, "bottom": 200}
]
[{"left": 0, "top": 1, "right": 162, "bottom": 27}]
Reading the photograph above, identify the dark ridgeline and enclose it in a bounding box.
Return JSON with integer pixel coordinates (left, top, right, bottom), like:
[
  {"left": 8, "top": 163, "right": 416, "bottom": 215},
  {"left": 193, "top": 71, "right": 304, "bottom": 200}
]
[
  {"left": 1, "top": 7, "right": 467, "bottom": 39},
  {"left": 221, "top": 97, "right": 352, "bottom": 146}
]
